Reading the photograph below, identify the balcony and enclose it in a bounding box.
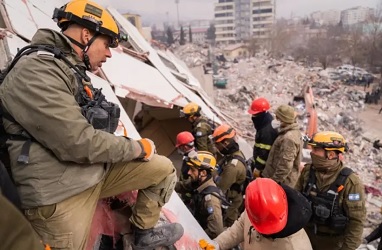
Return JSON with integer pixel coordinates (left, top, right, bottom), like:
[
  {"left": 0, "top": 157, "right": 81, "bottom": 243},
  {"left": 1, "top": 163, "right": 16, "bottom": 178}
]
[{"left": 215, "top": 22, "right": 235, "bottom": 28}]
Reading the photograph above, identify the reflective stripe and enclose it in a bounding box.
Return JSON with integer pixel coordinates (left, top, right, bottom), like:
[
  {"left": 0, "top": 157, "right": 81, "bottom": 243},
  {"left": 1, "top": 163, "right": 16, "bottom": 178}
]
[
  {"left": 254, "top": 143, "right": 271, "bottom": 150},
  {"left": 255, "top": 156, "right": 266, "bottom": 165}
]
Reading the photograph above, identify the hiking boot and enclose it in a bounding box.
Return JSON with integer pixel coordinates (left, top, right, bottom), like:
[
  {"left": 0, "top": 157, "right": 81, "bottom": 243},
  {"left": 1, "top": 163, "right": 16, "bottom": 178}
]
[{"left": 132, "top": 223, "right": 184, "bottom": 249}]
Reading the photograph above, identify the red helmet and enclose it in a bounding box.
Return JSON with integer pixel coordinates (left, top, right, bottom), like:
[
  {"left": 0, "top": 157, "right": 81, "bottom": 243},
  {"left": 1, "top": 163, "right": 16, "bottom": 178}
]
[
  {"left": 248, "top": 97, "right": 270, "bottom": 115},
  {"left": 176, "top": 131, "right": 195, "bottom": 147},
  {"left": 245, "top": 178, "right": 288, "bottom": 235}
]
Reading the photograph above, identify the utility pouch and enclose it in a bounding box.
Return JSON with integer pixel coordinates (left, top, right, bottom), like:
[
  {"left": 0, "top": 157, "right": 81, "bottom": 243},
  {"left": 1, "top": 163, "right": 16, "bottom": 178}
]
[
  {"left": 81, "top": 87, "right": 120, "bottom": 134},
  {"left": 330, "top": 214, "right": 348, "bottom": 231},
  {"left": 314, "top": 204, "right": 330, "bottom": 223}
]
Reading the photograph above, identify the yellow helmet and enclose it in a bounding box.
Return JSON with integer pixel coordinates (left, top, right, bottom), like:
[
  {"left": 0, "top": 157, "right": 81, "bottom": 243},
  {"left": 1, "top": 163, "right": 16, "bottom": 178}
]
[
  {"left": 53, "top": 0, "right": 120, "bottom": 48},
  {"left": 186, "top": 151, "right": 216, "bottom": 171},
  {"left": 308, "top": 131, "right": 348, "bottom": 153},
  {"left": 180, "top": 102, "right": 201, "bottom": 117}
]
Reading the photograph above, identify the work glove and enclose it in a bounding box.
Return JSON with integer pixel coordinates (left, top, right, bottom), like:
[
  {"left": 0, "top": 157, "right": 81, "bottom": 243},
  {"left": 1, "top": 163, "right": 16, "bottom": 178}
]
[
  {"left": 199, "top": 239, "right": 219, "bottom": 250},
  {"left": 137, "top": 138, "right": 156, "bottom": 161}
]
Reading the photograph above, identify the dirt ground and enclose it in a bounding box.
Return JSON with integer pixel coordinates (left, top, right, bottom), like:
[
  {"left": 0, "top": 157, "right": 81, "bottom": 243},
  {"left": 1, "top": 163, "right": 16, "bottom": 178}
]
[
  {"left": 357, "top": 104, "right": 382, "bottom": 141},
  {"left": 352, "top": 82, "right": 382, "bottom": 142}
]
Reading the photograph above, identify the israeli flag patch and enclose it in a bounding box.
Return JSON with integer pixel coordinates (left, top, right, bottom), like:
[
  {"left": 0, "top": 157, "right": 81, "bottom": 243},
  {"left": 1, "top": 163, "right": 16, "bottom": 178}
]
[
  {"left": 348, "top": 193, "right": 360, "bottom": 201},
  {"left": 196, "top": 131, "right": 203, "bottom": 137},
  {"left": 207, "top": 206, "right": 214, "bottom": 214}
]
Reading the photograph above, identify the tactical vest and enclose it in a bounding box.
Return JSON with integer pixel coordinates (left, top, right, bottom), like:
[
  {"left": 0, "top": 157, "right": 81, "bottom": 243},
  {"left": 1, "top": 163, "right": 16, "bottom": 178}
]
[
  {"left": 0, "top": 45, "right": 120, "bottom": 165},
  {"left": 303, "top": 167, "right": 353, "bottom": 234},
  {"left": 192, "top": 118, "right": 215, "bottom": 153},
  {"left": 191, "top": 185, "right": 229, "bottom": 230}
]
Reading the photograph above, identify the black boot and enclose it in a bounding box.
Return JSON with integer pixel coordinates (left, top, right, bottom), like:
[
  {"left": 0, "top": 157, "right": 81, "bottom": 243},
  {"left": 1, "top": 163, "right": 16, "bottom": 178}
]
[{"left": 132, "top": 223, "right": 184, "bottom": 249}]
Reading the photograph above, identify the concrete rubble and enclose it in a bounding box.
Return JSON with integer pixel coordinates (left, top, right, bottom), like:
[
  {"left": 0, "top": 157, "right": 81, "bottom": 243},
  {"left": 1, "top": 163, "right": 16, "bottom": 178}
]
[{"left": 174, "top": 43, "right": 382, "bottom": 249}]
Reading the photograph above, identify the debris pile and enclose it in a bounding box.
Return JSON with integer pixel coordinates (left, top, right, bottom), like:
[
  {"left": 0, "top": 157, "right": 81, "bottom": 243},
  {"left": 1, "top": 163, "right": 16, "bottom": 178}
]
[{"left": 174, "top": 44, "right": 382, "bottom": 249}]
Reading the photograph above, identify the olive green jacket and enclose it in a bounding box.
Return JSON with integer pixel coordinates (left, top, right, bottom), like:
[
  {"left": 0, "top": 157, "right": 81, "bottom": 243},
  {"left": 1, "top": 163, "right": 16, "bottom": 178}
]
[
  {"left": 175, "top": 178, "right": 224, "bottom": 238},
  {"left": 262, "top": 123, "right": 302, "bottom": 187},
  {"left": 216, "top": 151, "right": 246, "bottom": 194},
  {"left": 295, "top": 163, "right": 366, "bottom": 250},
  {"left": 192, "top": 117, "right": 215, "bottom": 153},
  {"left": 0, "top": 29, "right": 139, "bottom": 208}
]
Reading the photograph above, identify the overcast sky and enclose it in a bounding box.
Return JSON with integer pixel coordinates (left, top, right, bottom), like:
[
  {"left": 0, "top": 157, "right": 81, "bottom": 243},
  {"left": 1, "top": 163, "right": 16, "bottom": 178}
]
[{"left": 97, "top": 0, "right": 379, "bottom": 24}]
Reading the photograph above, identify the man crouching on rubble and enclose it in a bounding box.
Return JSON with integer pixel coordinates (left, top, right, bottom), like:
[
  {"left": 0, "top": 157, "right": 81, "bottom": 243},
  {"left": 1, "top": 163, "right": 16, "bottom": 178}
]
[{"left": 0, "top": 0, "right": 183, "bottom": 249}]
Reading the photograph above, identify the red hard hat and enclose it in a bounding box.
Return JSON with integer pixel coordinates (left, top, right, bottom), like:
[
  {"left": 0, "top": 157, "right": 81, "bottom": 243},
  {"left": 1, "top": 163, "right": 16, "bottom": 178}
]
[
  {"left": 176, "top": 131, "right": 195, "bottom": 147},
  {"left": 248, "top": 97, "right": 270, "bottom": 115},
  {"left": 245, "top": 178, "right": 288, "bottom": 235}
]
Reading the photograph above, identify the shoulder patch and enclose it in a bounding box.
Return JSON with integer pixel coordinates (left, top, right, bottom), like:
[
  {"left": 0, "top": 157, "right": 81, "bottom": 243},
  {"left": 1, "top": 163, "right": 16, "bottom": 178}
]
[
  {"left": 196, "top": 131, "right": 203, "bottom": 137},
  {"left": 231, "top": 159, "right": 238, "bottom": 166},
  {"left": 348, "top": 193, "right": 361, "bottom": 201},
  {"left": 347, "top": 173, "right": 361, "bottom": 185},
  {"left": 205, "top": 194, "right": 212, "bottom": 201}
]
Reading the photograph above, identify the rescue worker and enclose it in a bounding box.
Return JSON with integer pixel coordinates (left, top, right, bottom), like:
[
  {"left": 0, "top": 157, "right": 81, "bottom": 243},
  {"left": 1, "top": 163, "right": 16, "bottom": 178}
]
[
  {"left": 262, "top": 104, "right": 302, "bottom": 187},
  {"left": 0, "top": 1, "right": 183, "bottom": 249},
  {"left": 295, "top": 131, "right": 366, "bottom": 250},
  {"left": 180, "top": 102, "right": 215, "bottom": 153},
  {"left": 199, "top": 178, "right": 313, "bottom": 250},
  {"left": 175, "top": 131, "right": 197, "bottom": 208},
  {"left": 175, "top": 151, "right": 226, "bottom": 238},
  {"left": 212, "top": 124, "right": 246, "bottom": 227},
  {"left": 247, "top": 97, "right": 278, "bottom": 177},
  {"left": 175, "top": 131, "right": 197, "bottom": 181}
]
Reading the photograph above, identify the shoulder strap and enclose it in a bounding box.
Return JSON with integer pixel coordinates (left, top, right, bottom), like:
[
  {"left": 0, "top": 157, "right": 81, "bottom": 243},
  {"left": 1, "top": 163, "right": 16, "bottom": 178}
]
[
  {"left": 2, "top": 45, "right": 89, "bottom": 84},
  {"left": 328, "top": 167, "right": 353, "bottom": 193},
  {"left": 303, "top": 166, "right": 317, "bottom": 196},
  {"left": 200, "top": 185, "right": 230, "bottom": 207},
  {"left": 231, "top": 154, "right": 247, "bottom": 166}
]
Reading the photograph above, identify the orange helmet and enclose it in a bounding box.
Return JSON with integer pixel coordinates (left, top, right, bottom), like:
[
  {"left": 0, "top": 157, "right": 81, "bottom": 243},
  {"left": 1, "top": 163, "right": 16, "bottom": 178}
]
[
  {"left": 248, "top": 97, "right": 270, "bottom": 115},
  {"left": 245, "top": 178, "right": 288, "bottom": 235},
  {"left": 212, "top": 124, "right": 236, "bottom": 143},
  {"left": 176, "top": 131, "right": 195, "bottom": 148}
]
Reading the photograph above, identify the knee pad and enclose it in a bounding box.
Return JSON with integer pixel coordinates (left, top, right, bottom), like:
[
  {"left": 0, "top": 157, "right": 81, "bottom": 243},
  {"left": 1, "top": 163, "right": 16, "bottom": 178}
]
[
  {"left": 158, "top": 170, "right": 177, "bottom": 206},
  {"left": 142, "top": 169, "right": 177, "bottom": 207}
]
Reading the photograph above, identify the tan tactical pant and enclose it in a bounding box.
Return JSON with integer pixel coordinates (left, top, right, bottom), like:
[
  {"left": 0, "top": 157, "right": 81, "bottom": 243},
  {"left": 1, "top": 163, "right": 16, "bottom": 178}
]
[{"left": 24, "top": 155, "right": 176, "bottom": 250}]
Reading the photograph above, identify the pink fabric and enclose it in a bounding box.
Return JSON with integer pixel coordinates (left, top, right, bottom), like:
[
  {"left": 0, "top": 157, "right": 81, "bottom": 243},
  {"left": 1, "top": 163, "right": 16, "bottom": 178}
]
[
  {"left": 87, "top": 191, "right": 199, "bottom": 249},
  {"left": 86, "top": 191, "right": 138, "bottom": 250}
]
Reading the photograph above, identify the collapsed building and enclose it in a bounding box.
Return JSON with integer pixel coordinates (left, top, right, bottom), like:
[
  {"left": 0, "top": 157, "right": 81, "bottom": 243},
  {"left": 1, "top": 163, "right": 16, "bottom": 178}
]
[
  {"left": 1, "top": 0, "right": 382, "bottom": 249},
  {"left": 175, "top": 43, "right": 382, "bottom": 249},
  {"left": 0, "top": 0, "right": 253, "bottom": 249}
]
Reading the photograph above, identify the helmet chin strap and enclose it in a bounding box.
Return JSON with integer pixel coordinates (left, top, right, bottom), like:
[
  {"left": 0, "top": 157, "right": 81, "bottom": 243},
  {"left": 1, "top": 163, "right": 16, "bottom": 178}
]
[{"left": 65, "top": 33, "right": 99, "bottom": 71}]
